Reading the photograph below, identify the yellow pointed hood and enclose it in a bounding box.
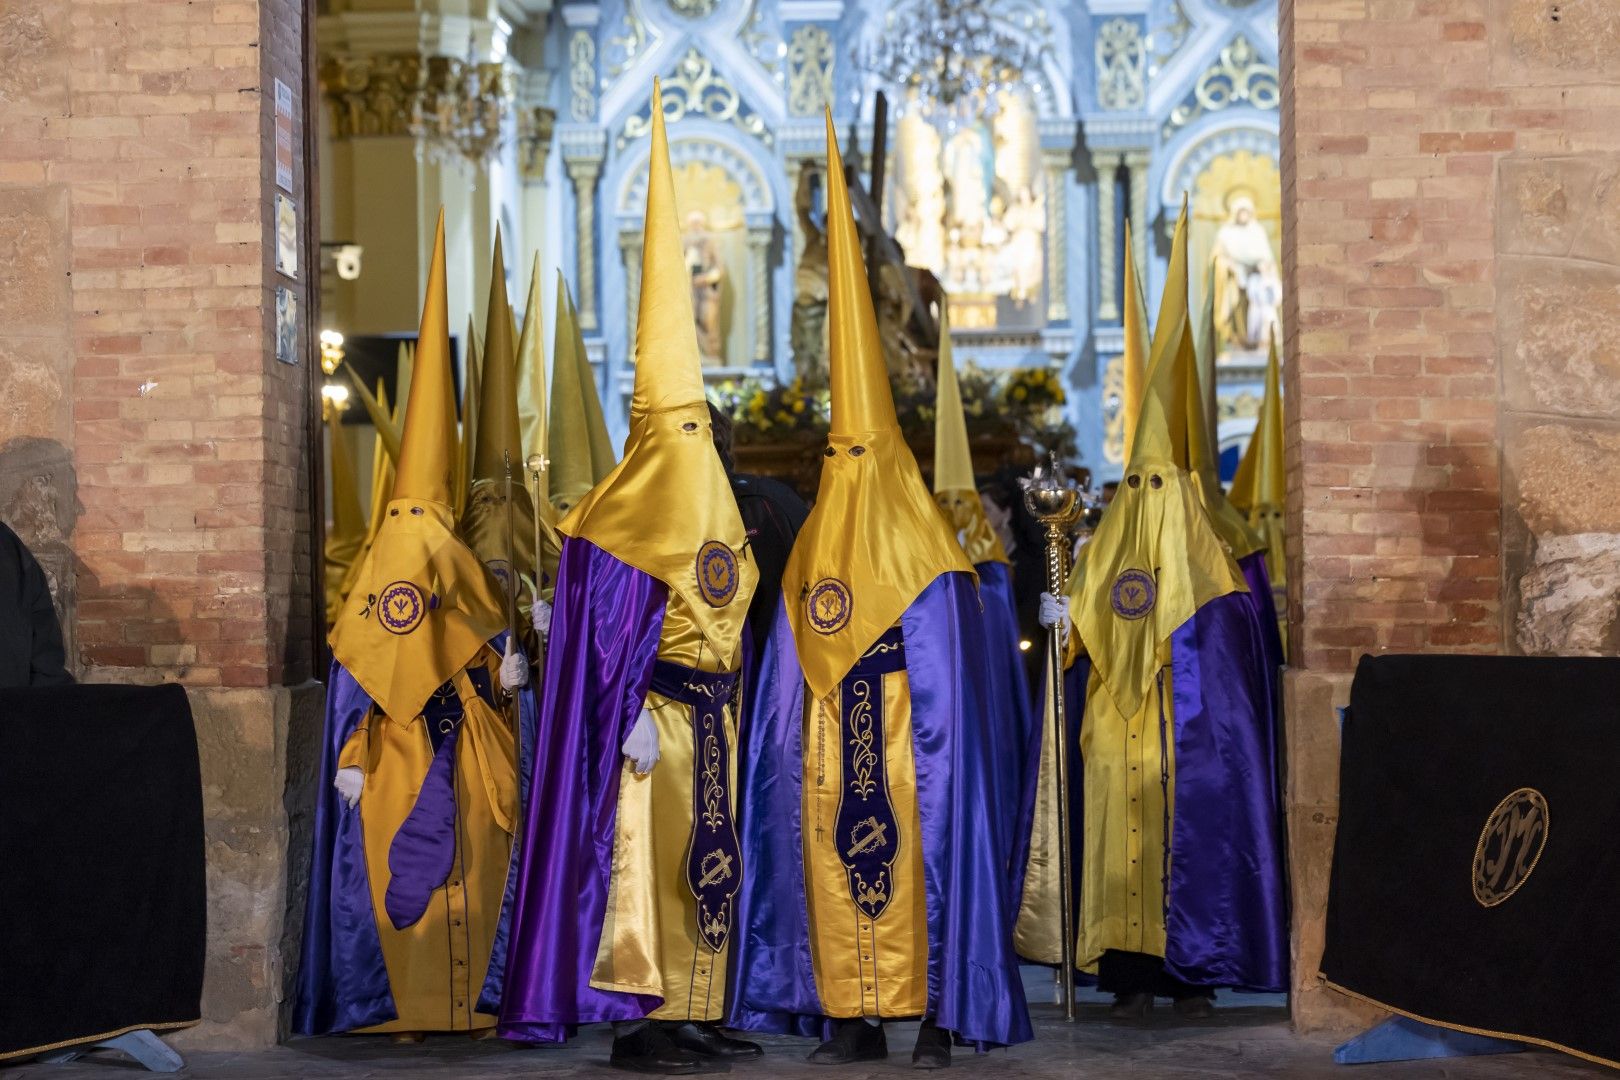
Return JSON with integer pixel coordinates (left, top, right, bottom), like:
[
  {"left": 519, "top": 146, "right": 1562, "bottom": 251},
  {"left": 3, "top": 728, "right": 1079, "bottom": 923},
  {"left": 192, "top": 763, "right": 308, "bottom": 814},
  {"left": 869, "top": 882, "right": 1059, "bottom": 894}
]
[
  {"left": 547, "top": 276, "right": 618, "bottom": 511},
  {"left": 1181, "top": 250, "right": 1265, "bottom": 560},
  {"left": 330, "top": 209, "right": 505, "bottom": 722},
  {"left": 338, "top": 378, "right": 396, "bottom": 606},
  {"left": 324, "top": 408, "right": 366, "bottom": 624},
  {"left": 454, "top": 315, "right": 482, "bottom": 520},
  {"left": 1067, "top": 198, "right": 1245, "bottom": 720},
  {"left": 932, "top": 306, "right": 1007, "bottom": 566},
  {"left": 560, "top": 82, "right": 756, "bottom": 664},
  {"left": 345, "top": 365, "right": 402, "bottom": 463},
  {"left": 1121, "top": 220, "right": 1149, "bottom": 459},
  {"left": 1232, "top": 327, "right": 1285, "bottom": 514},
  {"left": 517, "top": 253, "right": 551, "bottom": 498},
  {"left": 783, "top": 112, "right": 974, "bottom": 701},
  {"left": 472, "top": 226, "right": 523, "bottom": 482},
  {"left": 546, "top": 273, "right": 593, "bottom": 512},
  {"left": 462, "top": 227, "right": 542, "bottom": 603},
  {"left": 1232, "top": 328, "right": 1288, "bottom": 652},
  {"left": 576, "top": 287, "right": 618, "bottom": 483}
]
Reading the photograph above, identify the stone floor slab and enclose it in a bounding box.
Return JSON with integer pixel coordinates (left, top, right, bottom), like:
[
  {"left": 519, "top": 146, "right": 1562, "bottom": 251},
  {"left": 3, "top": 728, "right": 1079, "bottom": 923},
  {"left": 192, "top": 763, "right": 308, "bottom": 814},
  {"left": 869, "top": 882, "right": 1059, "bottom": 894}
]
[{"left": 3, "top": 1005, "right": 1606, "bottom": 1080}]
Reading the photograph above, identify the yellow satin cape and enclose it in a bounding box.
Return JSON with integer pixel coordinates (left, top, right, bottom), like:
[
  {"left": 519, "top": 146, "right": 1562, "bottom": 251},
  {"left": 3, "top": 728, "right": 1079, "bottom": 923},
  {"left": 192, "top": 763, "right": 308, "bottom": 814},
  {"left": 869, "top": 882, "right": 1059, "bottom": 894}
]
[
  {"left": 1067, "top": 200, "right": 1245, "bottom": 719},
  {"left": 331, "top": 210, "right": 506, "bottom": 722},
  {"left": 560, "top": 83, "right": 753, "bottom": 662},
  {"left": 782, "top": 112, "right": 973, "bottom": 702}
]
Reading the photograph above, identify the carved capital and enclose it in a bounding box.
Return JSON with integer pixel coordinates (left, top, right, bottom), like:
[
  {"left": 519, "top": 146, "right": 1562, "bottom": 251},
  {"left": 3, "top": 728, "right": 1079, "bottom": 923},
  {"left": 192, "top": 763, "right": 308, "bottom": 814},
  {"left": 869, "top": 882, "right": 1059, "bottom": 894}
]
[
  {"left": 319, "top": 52, "right": 425, "bottom": 138},
  {"left": 518, "top": 106, "right": 557, "bottom": 182}
]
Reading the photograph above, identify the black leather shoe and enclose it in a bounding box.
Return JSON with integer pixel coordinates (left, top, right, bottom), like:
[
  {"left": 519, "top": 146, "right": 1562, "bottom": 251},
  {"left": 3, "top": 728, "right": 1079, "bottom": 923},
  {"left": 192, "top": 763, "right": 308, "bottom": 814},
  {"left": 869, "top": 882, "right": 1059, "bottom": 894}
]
[
  {"left": 808, "top": 1019, "right": 887, "bottom": 1064},
  {"left": 1171, "top": 995, "right": 1215, "bottom": 1020},
  {"left": 1109, "top": 992, "right": 1154, "bottom": 1022},
  {"left": 665, "top": 1022, "right": 763, "bottom": 1059},
  {"left": 611, "top": 1023, "right": 708, "bottom": 1074},
  {"left": 911, "top": 1020, "right": 951, "bottom": 1070}
]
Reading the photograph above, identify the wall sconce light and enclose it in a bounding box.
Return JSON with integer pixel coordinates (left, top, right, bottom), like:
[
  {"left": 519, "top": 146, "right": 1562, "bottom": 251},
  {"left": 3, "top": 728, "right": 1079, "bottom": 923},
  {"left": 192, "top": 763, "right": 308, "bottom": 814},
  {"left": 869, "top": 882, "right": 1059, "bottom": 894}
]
[
  {"left": 319, "top": 329, "right": 345, "bottom": 376},
  {"left": 321, "top": 381, "right": 351, "bottom": 420}
]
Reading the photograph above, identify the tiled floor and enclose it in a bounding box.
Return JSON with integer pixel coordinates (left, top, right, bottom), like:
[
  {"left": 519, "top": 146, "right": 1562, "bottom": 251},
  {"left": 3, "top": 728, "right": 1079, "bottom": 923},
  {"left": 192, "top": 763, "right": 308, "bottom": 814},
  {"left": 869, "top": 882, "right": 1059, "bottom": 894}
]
[{"left": 6, "top": 999, "right": 1605, "bottom": 1080}]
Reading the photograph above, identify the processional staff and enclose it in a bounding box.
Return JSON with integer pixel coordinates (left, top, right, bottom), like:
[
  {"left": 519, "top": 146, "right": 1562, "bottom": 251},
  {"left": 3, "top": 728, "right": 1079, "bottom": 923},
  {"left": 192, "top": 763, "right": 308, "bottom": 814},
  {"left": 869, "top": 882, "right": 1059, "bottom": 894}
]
[{"left": 1021, "top": 456, "right": 1092, "bottom": 1022}]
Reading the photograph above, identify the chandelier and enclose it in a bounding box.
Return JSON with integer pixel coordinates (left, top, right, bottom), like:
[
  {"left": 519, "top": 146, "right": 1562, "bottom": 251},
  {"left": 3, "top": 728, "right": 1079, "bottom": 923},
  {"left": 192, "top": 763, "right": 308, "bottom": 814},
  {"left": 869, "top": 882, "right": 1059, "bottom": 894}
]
[
  {"left": 861, "top": 0, "right": 1049, "bottom": 128},
  {"left": 409, "top": 44, "right": 515, "bottom": 172}
]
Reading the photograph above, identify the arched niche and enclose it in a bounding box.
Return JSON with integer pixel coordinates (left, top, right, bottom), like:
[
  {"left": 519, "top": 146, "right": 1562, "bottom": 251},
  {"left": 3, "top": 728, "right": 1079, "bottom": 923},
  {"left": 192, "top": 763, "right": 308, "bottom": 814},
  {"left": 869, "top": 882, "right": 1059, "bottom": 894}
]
[{"left": 613, "top": 133, "right": 777, "bottom": 371}]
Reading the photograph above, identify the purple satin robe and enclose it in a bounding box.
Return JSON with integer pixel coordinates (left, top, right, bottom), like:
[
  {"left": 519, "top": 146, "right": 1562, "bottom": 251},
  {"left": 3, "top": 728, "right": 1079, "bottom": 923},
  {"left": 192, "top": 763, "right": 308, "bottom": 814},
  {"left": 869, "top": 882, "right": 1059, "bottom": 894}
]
[{"left": 497, "top": 538, "right": 667, "bottom": 1042}]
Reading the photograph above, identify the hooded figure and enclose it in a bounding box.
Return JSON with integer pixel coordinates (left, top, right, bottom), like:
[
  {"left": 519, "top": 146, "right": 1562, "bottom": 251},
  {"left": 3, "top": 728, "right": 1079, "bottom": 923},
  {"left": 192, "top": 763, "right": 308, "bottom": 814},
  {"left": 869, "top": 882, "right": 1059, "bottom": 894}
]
[
  {"left": 1230, "top": 328, "right": 1288, "bottom": 653},
  {"left": 1041, "top": 202, "right": 1288, "bottom": 1020},
  {"left": 460, "top": 231, "right": 561, "bottom": 654},
  {"left": 729, "top": 115, "right": 1031, "bottom": 1068},
  {"left": 324, "top": 406, "right": 367, "bottom": 625},
  {"left": 931, "top": 308, "right": 1037, "bottom": 911},
  {"left": 548, "top": 273, "right": 618, "bottom": 515},
  {"left": 497, "top": 86, "right": 763, "bottom": 1074},
  {"left": 294, "top": 211, "right": 539, "bottom": 1039}
]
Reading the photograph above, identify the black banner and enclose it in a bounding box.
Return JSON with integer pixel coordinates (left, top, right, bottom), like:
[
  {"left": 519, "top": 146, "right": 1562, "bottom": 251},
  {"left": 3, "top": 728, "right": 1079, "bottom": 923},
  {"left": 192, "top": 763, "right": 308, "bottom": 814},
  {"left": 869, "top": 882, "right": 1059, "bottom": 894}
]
[
  {"left": 1322, "top": 654, "right": 1620, "bottom": 1068},
  {"left": 0, "top": 683, "right": 205, "bottom": 1061}
]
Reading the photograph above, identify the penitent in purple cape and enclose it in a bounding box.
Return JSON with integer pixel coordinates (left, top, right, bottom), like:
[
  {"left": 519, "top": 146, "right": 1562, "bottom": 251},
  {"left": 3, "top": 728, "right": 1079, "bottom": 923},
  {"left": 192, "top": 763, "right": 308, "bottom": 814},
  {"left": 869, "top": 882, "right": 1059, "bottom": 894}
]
[
  {"left": 293, "top": 632, "right": 537, "bottom": 1035},
  {"left": 727, "top": 572, "right": 1033, "bottom": 1049},
  {"left": 977, "top": 560, "right": 1041, "bottom": 911},
  {"left": 1157, "top": 550, "right": 1287, "bottom": 992},
  {"left": 496, "top": 537, "right": 669, "bottom": 1042}
]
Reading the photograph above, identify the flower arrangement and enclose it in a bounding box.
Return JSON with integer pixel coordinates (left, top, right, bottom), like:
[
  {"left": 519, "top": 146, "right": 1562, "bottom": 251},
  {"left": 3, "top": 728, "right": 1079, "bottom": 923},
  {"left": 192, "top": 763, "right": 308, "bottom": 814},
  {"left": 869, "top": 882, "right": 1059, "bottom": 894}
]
[
  {"left": 709, "top": 376, "right": 828, "bottom": 441},
  {"left": 709, "top": 363, "right": 1077, "bottom": 460}
]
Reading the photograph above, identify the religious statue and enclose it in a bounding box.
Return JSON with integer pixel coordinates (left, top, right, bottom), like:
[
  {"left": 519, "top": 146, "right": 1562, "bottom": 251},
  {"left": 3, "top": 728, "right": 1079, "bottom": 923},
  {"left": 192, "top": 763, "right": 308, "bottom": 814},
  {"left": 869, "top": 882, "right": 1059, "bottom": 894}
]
[
  {"left": 1004, "top": 185, "right": 1045, "bottom": 307},
  {"left": 1211, "top": 194, "right": 1282, "bottom": 354},
  {"left": 683, "top": 209, "right": 726, "bottom": 363},
  {"left": 944, "top": 124, "right": 989, "bottom": 234},
  {"left": 791, "top": 168, "right": 830, "bottom": 387}
]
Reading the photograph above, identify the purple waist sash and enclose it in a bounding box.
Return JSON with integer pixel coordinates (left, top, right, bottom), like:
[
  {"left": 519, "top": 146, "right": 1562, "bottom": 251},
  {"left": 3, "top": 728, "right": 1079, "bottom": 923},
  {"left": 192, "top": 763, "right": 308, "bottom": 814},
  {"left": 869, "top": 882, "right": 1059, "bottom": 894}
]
[{"left": 651, "top": 657, "right": 743, "bottom": 954}]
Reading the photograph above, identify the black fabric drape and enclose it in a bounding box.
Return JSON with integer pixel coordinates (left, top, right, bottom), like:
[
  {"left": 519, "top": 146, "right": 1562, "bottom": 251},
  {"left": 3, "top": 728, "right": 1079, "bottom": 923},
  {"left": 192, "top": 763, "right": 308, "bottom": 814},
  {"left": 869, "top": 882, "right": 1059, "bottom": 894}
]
[
  {"left": 1322, "top": 653, "right": 1620, "bottom": 1068},
  {"left": 0, "top": 683, "right": 205, "bottom": 1061},
  {"left": 0, "top": 522, "right": 72, "bottom": 688},
  {"left": 730, "top": 472, "right": 809, "bottom": 658}
]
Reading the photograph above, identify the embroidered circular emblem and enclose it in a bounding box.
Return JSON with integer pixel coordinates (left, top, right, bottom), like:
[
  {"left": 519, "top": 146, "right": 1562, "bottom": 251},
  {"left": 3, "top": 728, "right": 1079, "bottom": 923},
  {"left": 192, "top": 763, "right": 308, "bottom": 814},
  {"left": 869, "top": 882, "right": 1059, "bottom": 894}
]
[
  {"left": 486, "top": 559, "right": 513, "bottom": 590},
  {"left": 1111, "top": 569, "right": 1156, "bottom": 620},
  {"left": 696, "top": 540, "right": 739, "bottom": 607},
  {"left": 807, "top": 578, "right": 853, "bottom": 635},
  {"left": 1472, "top": 787, "right": 1548, "bottom": 908},
  {"left": 377, "top": 580, "right": 426, "bottom": 635}
]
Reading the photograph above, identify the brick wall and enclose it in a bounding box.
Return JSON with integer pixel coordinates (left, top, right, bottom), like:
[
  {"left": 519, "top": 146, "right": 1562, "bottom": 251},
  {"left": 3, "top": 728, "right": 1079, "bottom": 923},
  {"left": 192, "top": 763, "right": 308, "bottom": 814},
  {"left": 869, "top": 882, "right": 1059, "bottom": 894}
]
[
  {"left": 1282, "top": 0, "right": 1620, "bottom": 670},
  {"left": 0, "top": 0, "right": 317, "bottom": 688},
  {"left": 1279, "top": 0, "right": 1620, "bottom": 1033}
]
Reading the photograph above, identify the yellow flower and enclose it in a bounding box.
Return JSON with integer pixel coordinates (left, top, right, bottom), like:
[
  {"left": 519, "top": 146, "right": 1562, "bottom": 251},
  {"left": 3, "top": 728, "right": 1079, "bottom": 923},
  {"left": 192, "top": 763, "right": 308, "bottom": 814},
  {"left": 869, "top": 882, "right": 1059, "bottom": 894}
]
[
  {"left": 1012, "top": 386, "right": 1027, "bottom": 401},
  {"left": 792, "top": 399, "right": 805, "bottom": 414}
]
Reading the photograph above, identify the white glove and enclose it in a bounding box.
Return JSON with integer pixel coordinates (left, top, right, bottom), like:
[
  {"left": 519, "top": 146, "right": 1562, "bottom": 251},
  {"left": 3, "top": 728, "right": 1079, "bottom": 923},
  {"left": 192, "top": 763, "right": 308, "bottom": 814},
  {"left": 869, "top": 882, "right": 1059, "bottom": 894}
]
[
  {"left": 1037, "top": 591, "right": 1071, "bottom": 638},
  {"left": 500, "top": 641, "right": 529, "bottom": 690},
  {"left": 531, "top": 597, "right": 553, "bottom": 639},
  {"left": 334, "top": 766, "right": 364, "bottom": 809},
  {"left": 622, "top": 707, "right": 660, "bottom": 775}
]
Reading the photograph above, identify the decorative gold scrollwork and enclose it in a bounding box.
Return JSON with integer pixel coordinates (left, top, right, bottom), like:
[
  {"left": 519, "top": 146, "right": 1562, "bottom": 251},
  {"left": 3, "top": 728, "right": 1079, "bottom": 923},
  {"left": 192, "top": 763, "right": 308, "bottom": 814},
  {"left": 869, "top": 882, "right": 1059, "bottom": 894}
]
[
  {"left": 1161, "top": 35, "right": 1279, "bottom": 139},
  {"left": 620, "top": 49, "right": 771, "bottom": 149},
  {"left": 788, "top": 26, "right": 835, "bottom": 116}
]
